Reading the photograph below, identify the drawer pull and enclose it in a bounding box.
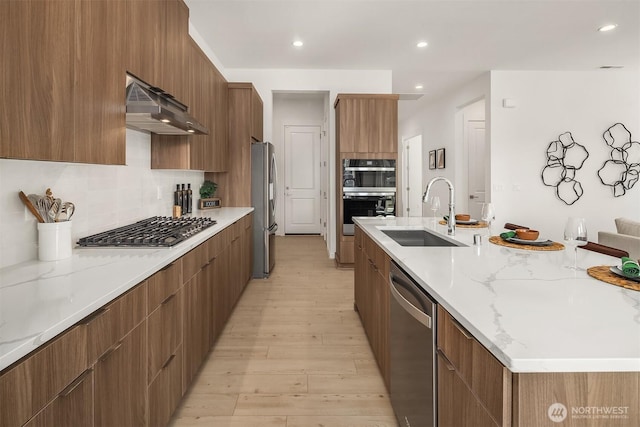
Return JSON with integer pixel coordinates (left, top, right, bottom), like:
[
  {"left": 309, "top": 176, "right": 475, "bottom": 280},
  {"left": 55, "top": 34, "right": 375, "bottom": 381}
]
[
  {"left": 99, "top": 341, "right": 123, "bottom": 362},
  {"left": 60, "top": 368, "right": 93, "bottom": 397},
  {"left": 161, "top": 293, "right": 176, "bottom": 305},
  {"left": 438, "top": 350, "right": 456, "bottom": 371},
  {"left": 451, "top": 317, "right": 473, "bottom": 340},
  {"left": 160, "top": 262, "right": 176, "bottom": 272},
  {"left": 81, "top": 307, "right": 110, "bottom": 325},
  {"left": 161, "top": 354, "right": 176, "bottom": 370}
]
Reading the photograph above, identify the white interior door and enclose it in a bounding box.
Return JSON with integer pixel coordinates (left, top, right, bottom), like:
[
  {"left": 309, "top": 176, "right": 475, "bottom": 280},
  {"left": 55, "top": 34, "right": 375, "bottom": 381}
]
[
  {"left": 467, "top": 120, "right": 486, "bottom": 219},
  {"left": 402, "top": 135, "right": 423, "bottom": 217},
  {"left": 284, "top": 125, "right": 321, "bottom": 234}
]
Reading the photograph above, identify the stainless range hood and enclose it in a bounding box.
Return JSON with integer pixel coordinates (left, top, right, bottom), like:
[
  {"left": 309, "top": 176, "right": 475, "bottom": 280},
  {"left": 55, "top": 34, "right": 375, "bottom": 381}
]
[{"left": 125, "top": 74, "right": 208, "bottom": 135}]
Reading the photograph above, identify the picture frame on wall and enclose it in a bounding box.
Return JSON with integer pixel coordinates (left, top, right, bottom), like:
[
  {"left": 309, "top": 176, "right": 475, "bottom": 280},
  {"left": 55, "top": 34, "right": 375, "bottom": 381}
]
[
  {"left": 429, "top": 150, "right": 436, "bottom": 169},
  {"left": 436, "top": 148, "right": 446, "bottom": 169}
]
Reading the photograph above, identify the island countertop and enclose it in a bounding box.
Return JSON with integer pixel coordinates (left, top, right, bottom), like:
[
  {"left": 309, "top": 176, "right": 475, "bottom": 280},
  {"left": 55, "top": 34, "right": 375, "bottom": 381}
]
[
  {"left": 354, "top": 216, "right": 640, "bottom": 373},
  {"left": 0, "top": 207, "right": 253, "bottom": 372}
]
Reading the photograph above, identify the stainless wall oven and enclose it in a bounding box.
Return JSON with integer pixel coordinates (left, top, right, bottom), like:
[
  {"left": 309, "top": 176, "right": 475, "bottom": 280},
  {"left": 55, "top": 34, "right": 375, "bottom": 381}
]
[
  {"left": 342, "top": 159, "right": 396, "bottom": 235},
  {"left": 342, "top": 193, "right": 395, "bottom": 235},
  {"left": 342, "top": 158, "right": 396, "bottom": 191}
]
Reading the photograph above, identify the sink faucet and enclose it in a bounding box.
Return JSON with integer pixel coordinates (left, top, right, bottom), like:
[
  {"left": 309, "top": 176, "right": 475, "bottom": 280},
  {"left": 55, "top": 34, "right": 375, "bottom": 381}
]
[{"left": 423, "top": 177, "right": 455, "bottom": 236}]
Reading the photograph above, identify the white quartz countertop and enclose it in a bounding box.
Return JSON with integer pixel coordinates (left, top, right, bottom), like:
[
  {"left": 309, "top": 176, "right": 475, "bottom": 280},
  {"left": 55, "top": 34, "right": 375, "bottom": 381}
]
[
  {"left": 0, "top": 208, "right": 253, "bottom": 371},
  {"left": 354, "top": 216, "right": 640, "bottom": 373}
]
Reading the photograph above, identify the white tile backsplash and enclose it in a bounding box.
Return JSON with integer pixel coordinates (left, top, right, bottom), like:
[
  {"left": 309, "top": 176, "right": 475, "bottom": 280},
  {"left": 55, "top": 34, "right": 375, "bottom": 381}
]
[{"left": 0, "top": 129, "right": 203, "bottom": 268}]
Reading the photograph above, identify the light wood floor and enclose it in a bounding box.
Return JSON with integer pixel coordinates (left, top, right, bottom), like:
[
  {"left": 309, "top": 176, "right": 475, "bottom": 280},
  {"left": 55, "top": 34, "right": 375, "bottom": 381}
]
[{"left": 170, "top": 235, "right": 399, "bottom": 427}]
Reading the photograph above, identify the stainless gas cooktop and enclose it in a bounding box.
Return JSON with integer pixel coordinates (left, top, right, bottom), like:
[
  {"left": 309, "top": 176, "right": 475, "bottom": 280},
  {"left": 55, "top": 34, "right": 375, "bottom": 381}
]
[{"left": 77, "top": 216, "right": 216, "bottom": 248}]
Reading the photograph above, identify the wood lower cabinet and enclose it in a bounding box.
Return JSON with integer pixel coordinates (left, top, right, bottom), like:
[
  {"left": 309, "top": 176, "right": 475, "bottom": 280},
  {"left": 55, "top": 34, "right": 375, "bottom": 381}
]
[
  {"left": 94, "top": 321, "right": 147, "bottom": 427},
  {"left": 148, "top": 345, "right": 183, "bottom": 427},
  {"left": 0, "top": 326, "right": 87, "bottom": 427},
  {"left": 437, "top": 306, "right": 511, "bottom": 427},
  {"left": 353, "top": 225, "right": 390, "bottom": 389},
  {"left": 438, "top": 351, "right": 498, "bottom": 427},
  {"left": 23, "top": 369, "right": 94, "bottom": 427}
]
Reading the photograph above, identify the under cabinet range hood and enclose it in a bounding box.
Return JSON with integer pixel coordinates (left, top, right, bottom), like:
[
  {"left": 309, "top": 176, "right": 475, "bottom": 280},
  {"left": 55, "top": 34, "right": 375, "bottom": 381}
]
[{"left": 125, "top": 74, "right": 208, "bottom": 135}]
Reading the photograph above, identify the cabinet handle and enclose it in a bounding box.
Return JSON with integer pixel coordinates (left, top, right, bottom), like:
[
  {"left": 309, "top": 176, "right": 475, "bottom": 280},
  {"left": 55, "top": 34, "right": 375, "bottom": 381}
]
[
  {"left": 438, "top": 350, "right": 456, "bottom": 371},
  {"left": 161, "top": 354, "right": 176, "bottom": 370},
  {"left": 81, "top": 307, "right": 110, "bottom": 325},
  {"left": 60, "top": 368, "right": 93, "bottom": 397},
  {"left": 161, "top": 293, "right": 176, "bottom": 305},
  {"left": 451, "top": 317, "right": 473, "bottom": 340},
  {"left": 160, "top": 262, "right": 176, "bottom": 272},
  {"left": 99, "top": 341, "right": 123, "bottom": 362}
]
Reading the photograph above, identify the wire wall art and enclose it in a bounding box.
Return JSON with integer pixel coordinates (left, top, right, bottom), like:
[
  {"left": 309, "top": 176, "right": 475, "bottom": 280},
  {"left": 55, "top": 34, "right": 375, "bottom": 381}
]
[
  {"left": 597, "top": 123, "right": 640, "bottom": 197},
  {"left": 541, "top": 132, "right": 590, "bottom": 205}
]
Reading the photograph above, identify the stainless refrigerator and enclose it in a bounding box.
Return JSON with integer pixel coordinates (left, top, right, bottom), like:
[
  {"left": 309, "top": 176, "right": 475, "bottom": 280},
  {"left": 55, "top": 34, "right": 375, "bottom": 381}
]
[{"left": 251, "top": 142, "right": 278, "bottom": 278}]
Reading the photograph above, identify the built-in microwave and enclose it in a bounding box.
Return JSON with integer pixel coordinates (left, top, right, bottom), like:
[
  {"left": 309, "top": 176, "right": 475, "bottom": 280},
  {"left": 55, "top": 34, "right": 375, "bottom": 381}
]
[
  {"left": 342, "top": 159, "right": 396, "bottom": 193},
  {"left": 343, "top": 193, "right": 395, "bottom": 236}
]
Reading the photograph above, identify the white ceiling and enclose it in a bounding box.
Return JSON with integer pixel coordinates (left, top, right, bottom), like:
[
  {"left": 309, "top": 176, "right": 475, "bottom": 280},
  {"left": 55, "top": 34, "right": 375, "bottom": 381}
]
[{"left": 186, "top": 0, "right": 639, "bottom": 101}]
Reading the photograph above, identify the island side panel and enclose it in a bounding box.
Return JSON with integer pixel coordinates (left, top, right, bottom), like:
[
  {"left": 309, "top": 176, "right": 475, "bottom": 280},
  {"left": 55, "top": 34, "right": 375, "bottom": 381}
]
[{"left": 513, "top": 371, "right": 639, "bottom": 427}]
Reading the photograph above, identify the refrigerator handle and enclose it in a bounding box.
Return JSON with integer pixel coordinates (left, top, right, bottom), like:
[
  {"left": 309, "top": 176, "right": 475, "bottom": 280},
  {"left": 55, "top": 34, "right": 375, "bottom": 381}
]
[
  {"left": 271, "top": 152, "right": 278, "bottom": 212},
  {"left": 268, "top": 223, "right": 278, "bottom": 233}
]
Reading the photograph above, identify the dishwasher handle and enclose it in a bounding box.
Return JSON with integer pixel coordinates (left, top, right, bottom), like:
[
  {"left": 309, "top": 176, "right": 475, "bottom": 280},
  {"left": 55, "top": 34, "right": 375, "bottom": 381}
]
[{"left": 389, "top": 272, "right": 432, "bottom": 329}]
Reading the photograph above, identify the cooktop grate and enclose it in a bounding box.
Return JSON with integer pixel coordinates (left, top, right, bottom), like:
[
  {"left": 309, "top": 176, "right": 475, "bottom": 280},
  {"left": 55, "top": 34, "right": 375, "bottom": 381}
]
[{"left": 77, "top": 216, "right": 216, "bottom": 247}]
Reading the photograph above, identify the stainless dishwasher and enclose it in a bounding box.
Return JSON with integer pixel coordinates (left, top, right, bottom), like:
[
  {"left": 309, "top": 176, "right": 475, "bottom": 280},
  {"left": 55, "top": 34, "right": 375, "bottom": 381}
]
[{"left": 389, "top": 260, "right": 437, "bottom": 427}]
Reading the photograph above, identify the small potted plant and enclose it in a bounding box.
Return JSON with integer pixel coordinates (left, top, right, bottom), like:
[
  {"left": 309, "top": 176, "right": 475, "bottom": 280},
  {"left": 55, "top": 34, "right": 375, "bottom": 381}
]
[{"left": 198, "top": 180, "right": 220, "bottom": 209}]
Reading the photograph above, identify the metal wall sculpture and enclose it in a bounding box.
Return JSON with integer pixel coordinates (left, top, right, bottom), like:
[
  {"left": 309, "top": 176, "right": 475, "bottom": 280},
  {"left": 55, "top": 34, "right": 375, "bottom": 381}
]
[
  {"left": 597, "top": 123, "right": 640, "bottom": 197},
  {"left": 541, "top": 132, "right": 589, "bottom": 205}
]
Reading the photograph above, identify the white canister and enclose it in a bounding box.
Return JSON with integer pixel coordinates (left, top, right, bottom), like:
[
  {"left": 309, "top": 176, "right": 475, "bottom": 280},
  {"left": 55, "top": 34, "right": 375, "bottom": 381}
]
[{"left": 37, "top": 221, "right": 73, "bottom": 261}]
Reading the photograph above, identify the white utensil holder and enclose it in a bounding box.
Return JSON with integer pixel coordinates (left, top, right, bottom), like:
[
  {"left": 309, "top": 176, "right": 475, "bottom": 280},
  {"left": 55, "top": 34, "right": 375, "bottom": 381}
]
[{"left": 38, "top": 221, "right": 72, "bottom": 261}]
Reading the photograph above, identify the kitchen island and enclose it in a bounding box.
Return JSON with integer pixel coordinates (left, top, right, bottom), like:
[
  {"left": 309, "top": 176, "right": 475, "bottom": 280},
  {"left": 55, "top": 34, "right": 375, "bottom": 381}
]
[{"left": 353, "top": 216, "right": 639, "bottom": 427}]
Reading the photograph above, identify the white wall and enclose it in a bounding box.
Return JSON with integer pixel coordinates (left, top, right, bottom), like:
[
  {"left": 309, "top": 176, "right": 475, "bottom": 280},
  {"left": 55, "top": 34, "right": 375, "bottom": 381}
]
[
  {"left": 225, "top": 68, "right": 393, "bottom": 257},
  {"left": 490, "top": 70, "right": 640, "bottom": 241},
  {"left": 0, "top": 130, "right": 203, "bottom": 268},
  {"left": 272, "top": 93, "right": 326, "bottom": 236},
  {"left": 398, "top": 73, "right": 491, "bottom": 217}
]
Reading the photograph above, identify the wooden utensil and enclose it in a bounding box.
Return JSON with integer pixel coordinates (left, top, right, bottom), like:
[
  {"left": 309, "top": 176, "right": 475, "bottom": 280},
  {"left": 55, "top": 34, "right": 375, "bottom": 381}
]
[{"left": 19, "top": 191, "right": 46, "bottom": 223}]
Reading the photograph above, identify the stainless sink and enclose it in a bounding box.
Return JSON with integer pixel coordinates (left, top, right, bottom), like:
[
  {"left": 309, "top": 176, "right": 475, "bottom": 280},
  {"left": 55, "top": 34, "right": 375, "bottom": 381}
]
[{"left": 380, "top": 229, "right": 465, "bottom": 247}]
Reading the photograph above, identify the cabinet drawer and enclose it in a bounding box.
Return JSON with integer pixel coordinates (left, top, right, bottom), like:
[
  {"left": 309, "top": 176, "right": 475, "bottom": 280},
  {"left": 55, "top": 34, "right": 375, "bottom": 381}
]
[
  {"left": 85, "top": 282, "right": 147, "bottom": 363},
  {"left": 183, "top": 243, "right": 209, "bottom": 282},
  {"left": 206, "top": 232, "right": 222, "bottom": 259},
  {"left": 148, "top": 344, "right": 183, "bottom": 427},
  {"left": 148, "top": 259, "right": 182, "bottom": 311},
  {"left": 437, "top": 306, "right": 473, "bottom": 381},
  {"left": 24, "top": 368, "right": 93, "bottom": 427},
  {"left": 0, "top": 326, "right": 87, "bottom": 427},
  {"left": 148, "top": 287, "right": 182, "bottom": 382},
  {"left": 437, "top": 351, "right": 498, "bottom": 427},
  {"left": 438, "top": 306, "right": 511, "bottom": 426}
]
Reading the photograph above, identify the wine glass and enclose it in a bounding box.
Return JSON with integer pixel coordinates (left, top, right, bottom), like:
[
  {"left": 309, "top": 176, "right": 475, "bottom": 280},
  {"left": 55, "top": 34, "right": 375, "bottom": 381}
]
[
  {"left": 430, "top": 196, "right": 441, "bottom": 221},
  {"left": 481, "top": 203, "right": 496, "bottom": 236},
  {"left": 563, "top": 217, "right": 588, "bottom": 270}
]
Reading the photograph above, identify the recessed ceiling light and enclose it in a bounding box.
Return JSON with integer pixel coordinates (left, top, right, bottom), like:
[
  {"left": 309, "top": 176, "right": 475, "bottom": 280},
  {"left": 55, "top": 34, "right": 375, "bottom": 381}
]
[
  {"left": 598, "top": 24, "right": 617, "bottom": 32},
  {"left": 292, "top": 40, "right": 303, "bottom": 47},
  {"left": 416, "top": 41, "right": 428, "bottom": 48},
  {"left": 415, "top": 84, "right": 424, "bottom": 90}
]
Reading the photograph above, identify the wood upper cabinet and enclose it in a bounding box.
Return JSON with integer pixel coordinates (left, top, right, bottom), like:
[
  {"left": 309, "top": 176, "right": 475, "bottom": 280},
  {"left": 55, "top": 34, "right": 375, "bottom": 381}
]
[
  {"left": 0, "top": 0, "right": 75, "bottom": 162},
  {"left": 151, "top": 37, "right": 229, "bottom": 172},
  {"left": 0, "top": 0, "right": 126, "bottom": 165},
  {"left": 208, "top": 83, "right": 263, "bottom": 206},
  {"left": 334, "top": 94, "right": 399, "bottom": 155},
  {"left": 126, "top": 0, "right": 164, "bottom": 88},
  {"left": 74, "top": 0, "right": 126, "bottom": 165},
  {"left": 162, "top": 0, "right": 189, "bottom": 102}
]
